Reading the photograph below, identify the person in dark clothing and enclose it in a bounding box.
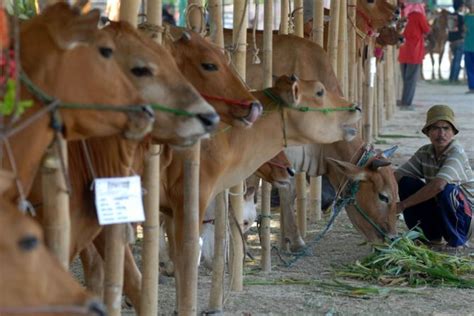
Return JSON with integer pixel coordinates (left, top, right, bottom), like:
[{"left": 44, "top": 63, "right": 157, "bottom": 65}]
[
  {"left": 448, "top": 0, "right": 466, "bottom": 82},
  {"left": 163, "top": 4, "right": 176, "bottom": 26}
]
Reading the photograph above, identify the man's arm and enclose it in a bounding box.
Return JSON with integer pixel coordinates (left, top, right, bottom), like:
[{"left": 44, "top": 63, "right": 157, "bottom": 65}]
[{"left": 397, "top": 177, "right": 448, "bottom": 213}]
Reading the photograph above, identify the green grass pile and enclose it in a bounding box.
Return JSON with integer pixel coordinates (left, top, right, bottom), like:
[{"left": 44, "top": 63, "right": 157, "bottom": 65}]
[{"left": 337, "top": 231, "right": 474, "bottom": 288}]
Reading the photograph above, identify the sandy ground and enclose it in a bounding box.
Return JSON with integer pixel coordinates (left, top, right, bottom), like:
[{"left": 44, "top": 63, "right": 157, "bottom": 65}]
[{"left": 117, "top": 78, "right": 474, "bottom": 315}]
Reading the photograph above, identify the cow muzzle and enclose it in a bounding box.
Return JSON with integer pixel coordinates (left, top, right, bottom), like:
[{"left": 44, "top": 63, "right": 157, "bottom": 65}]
[
  {"left": 86, "top": 299, "right": 107, "bottom": 316},
  {"left": 196, "top": 111, "right": 220, "bottom": 133},
  {"left": 124, "top": 105, "right": 155, "bottom": 140},
  {"left": 242, "top": 101, "right": 263, "bottom": 126}
]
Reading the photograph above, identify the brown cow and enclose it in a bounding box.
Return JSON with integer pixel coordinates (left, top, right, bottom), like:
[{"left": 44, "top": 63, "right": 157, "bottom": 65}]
[
  {"left": 280, "top": 139, "right": 399, "bottom": 251},
  {"left": 0, "top": 170, "right": 105, "bottom": 316},
  {"left": 3, "top": 4, "right": 153, "bottom": 203}
]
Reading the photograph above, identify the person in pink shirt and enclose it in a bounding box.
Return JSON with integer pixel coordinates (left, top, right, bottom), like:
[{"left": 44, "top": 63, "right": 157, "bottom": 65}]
[{"left": 398, "top": 0, "right": 430, "bottom": 110}]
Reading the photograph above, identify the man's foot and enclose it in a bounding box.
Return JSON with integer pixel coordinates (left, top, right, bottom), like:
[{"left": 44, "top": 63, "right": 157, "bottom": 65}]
[{"left": 465, "top": 90, "right": 474, "bottom": 94}]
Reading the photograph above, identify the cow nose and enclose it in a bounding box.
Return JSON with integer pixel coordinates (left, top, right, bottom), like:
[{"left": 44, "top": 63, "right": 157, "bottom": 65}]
[
  {"left": 287, "top": 167, "right": 295, "bottom": 177},
  {"left": 196, "top": 112, "right": 220, "bottom": 132},
  {"left": 87, "top": 299, "right": 107, "bottom": 316},
  {"left": 250, "top": 101, "right": 263, "bottom": 115},
  {"left": 353, "top": 104, "right": 362, "bottom": 112}
]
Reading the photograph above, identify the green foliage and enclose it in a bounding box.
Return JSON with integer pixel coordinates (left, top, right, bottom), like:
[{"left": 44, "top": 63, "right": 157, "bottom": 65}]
[
  {"left": 0, "top": 78, "right": 33, "bottom": 116},
  {"left": 5, "top": 0, "right": 37, "bottom": 20},
  {"left": 337, "top": 230, "right": 474, "bottom": 288}
]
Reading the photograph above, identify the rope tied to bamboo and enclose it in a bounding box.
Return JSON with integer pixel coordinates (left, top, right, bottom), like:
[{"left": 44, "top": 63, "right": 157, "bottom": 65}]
[{"left": 185, "top": 3, "right": 207, "bottom": 37}]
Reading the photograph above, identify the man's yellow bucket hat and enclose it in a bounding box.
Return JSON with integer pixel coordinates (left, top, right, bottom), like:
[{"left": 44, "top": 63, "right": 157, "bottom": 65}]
[{"left": 422, "top": 104, "right": 459, "bottom": 135}]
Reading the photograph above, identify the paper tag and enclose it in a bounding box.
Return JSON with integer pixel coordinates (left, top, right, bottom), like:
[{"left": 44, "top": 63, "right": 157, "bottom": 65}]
[{"left": 94, "top": 176, "right": 145, "bottom": 225}]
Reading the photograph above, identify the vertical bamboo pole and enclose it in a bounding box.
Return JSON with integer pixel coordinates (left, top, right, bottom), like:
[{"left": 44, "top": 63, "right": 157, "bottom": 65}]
[
  {"left": 294, "top": 0, "right": 304, "bottom": 37},
  {"left": 41, "top": 136, "right": 70, "bottom": 269},
  {"left": 337, "top": 0, "right": 347, "bottom": 95},
  {"left": 208, "top": 1, "right": 225, "bottom": 311},
  {"left": 309, "top": 0, "right": 325, "bottom": 226},
  {"left": 278, "top": 187, "right": 289, "bottom": 251},
  {"left": 309, "top": 175, "right": 322, "bottom": 222},
  {"left": 376, "top": 59, "right": 384, "bottom": 138},
  {"left": 295, "top": 172, "right": 307, "bottom": 238},
  {"left": 363, "top": 39, "right": 375, "bottom": 143},
  {"left": 208, "top": 192, "right": 226, "bottom": 311},
  {"left": 260, "top": 0, "right": 273, "bottom": 273},
  {"left": 102, "top": 4, "right": 141, "bottom": 316},
  {"left": 385, "top": 46, "right": 395, "bottom": 120},
  {"left": 312, "top": 0, "right": 325, "bottom": 46},
  {"left": 229, "top": 0, "right": 248, "bottom": 293},
  {"left": 328, "top": 0, "right": 340, "bottom": 73},
  {"left": 347, "top": 0, "right": 357, "bottom": 102},
  {"left": 140, "top": 4, "right": 162, "bottom": 316},
  {"left": 279, "top": 0, "right": 289, "bottom": 34}
]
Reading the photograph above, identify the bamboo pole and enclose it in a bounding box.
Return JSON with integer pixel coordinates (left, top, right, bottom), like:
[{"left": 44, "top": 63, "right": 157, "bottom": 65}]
[
  {"left": 260, "top": 0, "right": 273, "bottom": 273},
  {"left": 294, "top": 0, "right": 304, "bottom": 37},
  {"left": 337, "top": 0, "right": 347, "bottom": 95},
  {"left": 278, "top": 187, "right": 289, "bottom": 251},
  {"left": 312, "top": 0, "right": 325, "bottom": 46},
  {"left": 102, "top": 4, "right": 141, "bottom": 316},
  {"left": 295, "top": 172, "right": 307, "bottom": 238},
  {"left": 363, "top": 39, "right": 375, "bottom": 143},
  {"left": 279, "top": 0, "right": 289, "bottom": 34},
  {"left": 208, "top": 192, "right": 226, "bottom": 311},
  {"left": 41, "top": 135, "right": 70, "bottom": 269},
  {"left": 385, "top": 46, "right": 395, "bottom": 120},
  {"left": 327, "top": 0, "right": 340, "bottom": 73},
  {"left": 139, "top": 2, "right": 162, "bottom": 314},
  {"left": 208, "top": 1, "right": 225, "bottom": 312},
  {"left": 309, "top": 175, "right": 322, "bottom": 222},
  {"left": 229, "top": 0, "right": 248, "bottom": 293},
  {"left": 347, "top": 0, "right": 357, "bottom": 102},
  {"left": 376, "top": 59, "right": 384, "bottom": 138}
]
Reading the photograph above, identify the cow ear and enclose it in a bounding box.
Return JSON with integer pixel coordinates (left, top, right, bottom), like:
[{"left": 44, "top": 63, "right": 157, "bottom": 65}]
[
  {"left": 291, "top": 80, "right": 302, "bottom": 105},
  {"left": 47, "top": 9, "right": 101, "bottom": 50},
  {"left": 326, "top": 158, "right": 367, "bottom": 181}
]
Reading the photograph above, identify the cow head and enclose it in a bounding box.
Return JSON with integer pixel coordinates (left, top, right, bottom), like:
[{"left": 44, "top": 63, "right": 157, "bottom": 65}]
[
  {"left": 104, "top": 21, "right": 220, "bottom": 147},
  {"left": 162, "top": 28, "right": 262, "bottom": 128},
  {"left": 255, "top": 151, "right": 294, "bottom": 188},
  {"left": 272, "top": 75, "right": 361, "bottom": 144},
  {"left": 326, "top": 155, "right": 399, "bottom": 242}
]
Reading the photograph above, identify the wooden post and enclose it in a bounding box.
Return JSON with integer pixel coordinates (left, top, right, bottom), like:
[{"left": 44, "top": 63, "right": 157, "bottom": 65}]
[
  {"left": 312, "top": 0, "right": 325, "bottom": 46},
  {"left": 347, "top": 0, "right": 357, "bottom": 102},
  {"left": 260, "top": 0, "right": 273, "bottom": 273},
  {"left": 309, "top": 176, "right": 322, "bottom": 222},
  {"left": 278, "top": 187, "right": 289, "bottom": 251},
  {"left": 363, "top": 39, "right": 375, "bottom": 143},
  {"left": 229, "top": 0, "right": 248, "bottom": 293},
  {"left": 376, "top": 59, "right": 384, "bottom": 138},
  {"left": 41, "top": 135, "right": 70, "bottom": 269},
  {"left": 102, "top": 4, "right": 140, "bottom": 316},
  {"left": 328, "top": 0, "right": 340, "bottom": 73},
  {"left": 337, "top": 0, "right": 347, "bottom": 95},
  {"left": 260, "top": 181, "right": 272, "bottom": 272},
  {"left": 208, "top": 1, "right": 225, "bottom": 312},
  {"left": 279, "top": 0, "right": 289, "bottom": 34},
  {"left": 385, "top": 46, "right": 395, "bottom": 120},
  {"left": 295, "top": 172, "right": 307, "bottom": 238},
  {"left": 294, "top": 0, "right": 303, "bottom": 37},
  {"left": 208, "top": 192, "right": 226, "bottom": 311}
]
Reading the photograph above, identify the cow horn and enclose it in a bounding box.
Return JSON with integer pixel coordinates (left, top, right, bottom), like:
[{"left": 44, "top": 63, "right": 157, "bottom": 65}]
[
  {"left": 368, "top": 159, "right": 391, "bottom": 171},
  {"left": 381, "top": 145, "right": 398, "bottom": 158},
  {"left": 181, "top": 31, "right": 191, "bottom": 42}
]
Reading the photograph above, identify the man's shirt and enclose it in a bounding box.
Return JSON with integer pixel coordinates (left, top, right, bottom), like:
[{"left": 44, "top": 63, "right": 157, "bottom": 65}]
[{"left": 396, "top": 139, "right": 474, "bottom": 210}]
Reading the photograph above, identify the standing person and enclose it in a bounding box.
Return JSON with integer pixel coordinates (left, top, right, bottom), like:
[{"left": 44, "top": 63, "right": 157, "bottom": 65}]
[
  {"left": 447, "top": 0, "right": 465, "bottom": 83},
  {"left": 395, "top": 105, "right": 473, "bottom": 248},
  {"left": 398, "top": 0, "right": 430, "bottom": 110},
  {"left": 464, "top": 3, "right": 474, "bottom": 93}
]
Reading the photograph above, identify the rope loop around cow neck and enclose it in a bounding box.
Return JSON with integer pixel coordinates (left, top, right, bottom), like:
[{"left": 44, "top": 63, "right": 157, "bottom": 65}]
[{"left": 19, "top": 71, "right": 197, "bottom": 118}]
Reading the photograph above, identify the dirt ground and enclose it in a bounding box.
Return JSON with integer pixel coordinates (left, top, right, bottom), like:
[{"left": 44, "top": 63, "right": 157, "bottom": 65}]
[{"left": 114, "top": 80, "right": 474, "bottom": 315}]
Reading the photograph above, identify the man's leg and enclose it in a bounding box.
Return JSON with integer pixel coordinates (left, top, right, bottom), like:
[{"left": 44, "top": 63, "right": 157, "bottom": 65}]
[
  {"left": 436, "top": 184, "right": 472, "bottom": 247},
  {"left": 399, "top": 177, "right": 444, "bottom": 241},
  {"left": 449, "top": 42, "right": 464, "bottom": 82},
  {"left": 465, "top": 51, "right": 474, "bottom": 90},
  {"left": 400, "top": 64, "right": 420, "bottom": 106}
]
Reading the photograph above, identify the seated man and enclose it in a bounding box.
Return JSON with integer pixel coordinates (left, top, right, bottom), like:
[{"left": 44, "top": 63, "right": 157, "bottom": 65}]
[{"left": 395, "top": 105, "right": 473, "bottom": 248}]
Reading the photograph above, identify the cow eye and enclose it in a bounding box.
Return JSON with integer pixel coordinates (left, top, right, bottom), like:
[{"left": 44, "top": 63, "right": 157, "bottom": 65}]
[
  {"left": 98, "top": 47, "right": 113, "bottom": 58},
  {"left": 201, "top": 63, "right": 218, "bottom": 71},
  {"left": 316, "top": 89, "right": 324, "bottom": 97},
  {"left": 378, "top": 193, "right": 389, "bottom": 203},
  {"left": 131, "top": 66, "right": 153, "bottom": 77},
  {"left": 18, "top": 235, "right": 39, "bottom": 251}
]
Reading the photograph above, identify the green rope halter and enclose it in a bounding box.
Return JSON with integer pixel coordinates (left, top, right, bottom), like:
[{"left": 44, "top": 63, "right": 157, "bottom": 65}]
[{"left": 20, "top": 71, "right": 197, "bottom": 117}]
